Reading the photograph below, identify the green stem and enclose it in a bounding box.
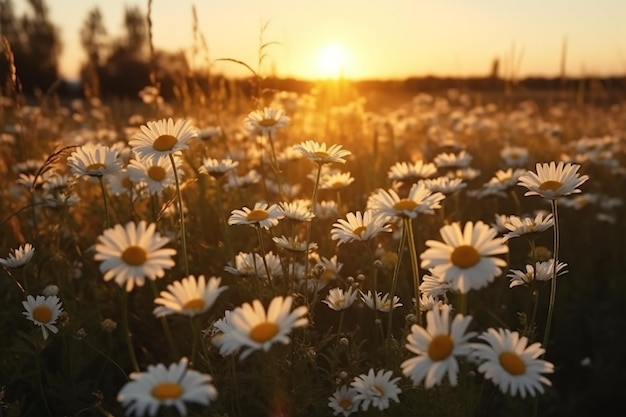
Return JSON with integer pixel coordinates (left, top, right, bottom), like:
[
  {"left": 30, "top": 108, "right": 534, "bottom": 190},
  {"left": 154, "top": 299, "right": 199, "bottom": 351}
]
[
  {"left": 386, "top": 222, "right": 407, "bottom": 342},
  {"left": 150, "top": 280, "right": 180, "bottom": 360},
  {"left": 256, "top": 225, "right": 275, "bottom": 296},
  {"left": 98, "top": 176, "right": 110, "bottom": 229},
  {"left": 189, "top": 316, "right": 199, "bottom": 368},
  {"left": 404, "top": 217, "right": 423, "bottom": 326},
  {"left": 542, "top": 199, "right": 560, "bottom": 350},
  {"left": 35, "top": 347, "right": 53, "bottom": 416},
  {"left": 215, "top": 179, "right": 234, "bottom": 264},
  {"left": 304, "top": 163, "right": 323, "bottom": 305},
  {"left": 120, "top": 289, "right": 140, "bottom": 372},
  {"left": 169, "top": 154, "right": 189, "bottom": 277}
]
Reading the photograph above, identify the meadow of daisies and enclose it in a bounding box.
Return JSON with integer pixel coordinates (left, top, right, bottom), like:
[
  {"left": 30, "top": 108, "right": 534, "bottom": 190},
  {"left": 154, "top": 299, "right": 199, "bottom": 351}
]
[{"left": 1, "top": 81, "right": 625, "bottom": 417}]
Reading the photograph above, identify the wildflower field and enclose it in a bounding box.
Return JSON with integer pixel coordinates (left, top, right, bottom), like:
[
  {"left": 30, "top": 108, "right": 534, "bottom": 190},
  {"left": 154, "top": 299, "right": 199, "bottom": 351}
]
[{"left": 1, "top": 75, "right": 625, "bottom": 417}]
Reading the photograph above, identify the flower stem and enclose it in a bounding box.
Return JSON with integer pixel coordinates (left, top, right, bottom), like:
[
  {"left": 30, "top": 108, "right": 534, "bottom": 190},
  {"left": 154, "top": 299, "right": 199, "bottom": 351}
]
[
  {"left": 542, "top": 199, "right": 560, "bottom": 350},
  {"left": 255, "top": 225, "right": 275, "bottom": 296},
  {"left": 169, "top": 153, "right": 189, "bottom": 277},
  {"left": 98, "top": 176, "right": 110, "bottom": 229},
  {"left": 304, "top": 163, "right": 323, "bottom": 305},
  {"left": 149, "top": 280, "right": 180, "bottom": 360},
  {"left": 386, "top": 222, "right": 407, "bottom": 342},
  {"left": 404, "top": 217, "right": 423, "bottom": 326},
  {"left": 120, "top": 289, "right": 140, "bottom": 372}
]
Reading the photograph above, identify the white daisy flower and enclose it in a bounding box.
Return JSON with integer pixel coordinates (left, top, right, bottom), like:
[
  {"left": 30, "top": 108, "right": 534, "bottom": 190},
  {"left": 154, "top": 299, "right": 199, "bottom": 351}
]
[
  {"left": 328, "top": 385, "right": 360, "bottom": 416},
  {"left": 273, "top": 235, "right": 318, "bottom": 253},
  {"left": 197, "top": 157, "right": 239, "bottom": 180},
  {"left": 66, "top": 143, "right": 123, "bottom": 179},
  {"left": 215, "top": 296, "right": 308, "bottom": 359},
  {"left": 94, "top": 221, "right": 177, "bottom": 292},
  {"left": 129, "top": 118, "right": 197, "bottom": 162},
  {"left": 223, "top": 251, "right": 283, "bottom": 278},
  {"left": 368, "top": 182, "right": 445, "bottom": 219},
  {"left": 323, "top": 287, "right": 359, "bottom": 311},
  {"left": 0, "top": 243, "right": 35, "bottom": 268},
  {"left": 350, "top": 368, "right": 402, "bottom": 412},
  {"left": 401, "top": 308, "right": 476, "bottom": 388},
  {"left": 279, "top": 200, "right": 315, "bottom": 222},
  {"left": 360, "top": 290, "right": 402, "bottom": 312},
  {"left": 470, "top": 328, "right": 554, "bottom": 398},
  {"left": 330, "top": 210, "right": 392, "bottom": 246},
  {"left": 22, "top": 294, "right": 63, "bottom": 340},
  {"left": 294, "top": 140, "right": 352, "bottom": 165},
  {"left": 319, "top": 171, "right": 355, "bottom": 190},
  {"left": 423, "top": 176, "right": 467, "bottom": 195},
  {"left": 228, "top": 202, "right": 284, "bottom": 230},
  {"left": 434, "top": 150, "right": 473, "bottom": 169},
  {"left": 508, "top": 260, "right": 569, "bottom": 288},
  {"left": 153, "top": 275, "right": 228, "bottom": 317},
  {"left": 420, "top": 221, "right": 509, "bottom": 293},
  {"left": 127, "top": 155, "right": 182, "bottom": 195},
  {"left": 518, "top": 161, "right": 589, "bottom": 200},
  {"left": 387, "top": 160, "right": 438, "bottom": 182},
  {"left": 503, "top": 212, "right": 554, "bottom": 240},
  {"left": 117, "top": 357, "right": 217, "bottom": 416},
  {"left": 244, "top": 107, "right": 290, "bottom": 136}
]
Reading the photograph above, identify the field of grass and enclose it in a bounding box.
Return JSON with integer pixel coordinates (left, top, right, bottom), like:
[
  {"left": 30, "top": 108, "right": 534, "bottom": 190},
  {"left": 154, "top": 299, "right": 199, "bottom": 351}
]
[{"left": 1, "top": 79, "right": 625, "bottom": 417}]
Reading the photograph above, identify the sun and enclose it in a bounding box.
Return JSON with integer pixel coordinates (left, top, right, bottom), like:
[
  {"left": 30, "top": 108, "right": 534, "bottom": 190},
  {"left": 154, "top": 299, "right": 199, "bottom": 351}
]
[{"left": 316, "top": 43, "right": 347, "bottom": 79}]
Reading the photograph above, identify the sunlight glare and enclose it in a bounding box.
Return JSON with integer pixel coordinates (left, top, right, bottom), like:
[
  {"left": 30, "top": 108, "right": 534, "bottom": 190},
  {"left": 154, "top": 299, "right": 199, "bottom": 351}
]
[{"left": 316, "top": 43, "right": 347, "bottom": 79}]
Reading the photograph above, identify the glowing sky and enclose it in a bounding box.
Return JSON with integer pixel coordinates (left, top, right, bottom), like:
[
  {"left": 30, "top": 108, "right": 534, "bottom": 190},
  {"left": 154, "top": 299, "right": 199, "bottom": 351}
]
[{"left": 17, "top": 0, "right": 626, "bottom": 80}]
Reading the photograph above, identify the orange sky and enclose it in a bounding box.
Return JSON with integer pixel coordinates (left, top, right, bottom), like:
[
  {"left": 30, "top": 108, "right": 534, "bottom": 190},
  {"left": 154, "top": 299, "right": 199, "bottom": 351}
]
[{"left": 18, "top": 0, "right": 626, "bottom": 81}]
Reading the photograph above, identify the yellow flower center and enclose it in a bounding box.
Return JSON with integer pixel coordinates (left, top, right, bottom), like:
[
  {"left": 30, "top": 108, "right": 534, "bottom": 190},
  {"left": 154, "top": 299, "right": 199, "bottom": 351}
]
[
  {"left": 320, "top": 269, "right": 336, "bottom": 281},
  {"left": 249, "top": 322, "right": 279, "bottom": 343},
  {"left": 353, "top": 226, "right": 367, "bottom": 237},
  {"left": 121, "top": 246, "right": 147, "bottom": 266},
  {"left": 153, "top": 134, "right": 177, "bottom": 152},
  {"left": 428, "top": 334, "right": 454, "bottom": 361},
  {"left": 32, "top": 305, "right": 52, "bottom": 323},
  {"left": 339, "top": 399, "right": 352, "bottom": 410},
  {"left": 393, "top": 198, "right": 418, "bottom": 211},
  {"left": 450, "top": 245, "right": 480, "bottom": 268},
  {"left": 372, "top": 384, "right": 385, "bottom": 396},
  {"left": 246, "top": 209, "right": 270, "bottom": 222},
  {"left": 538, "top": 180, "right": 563, "bottom": 192},
  {"left": 86, "top": 163, "right": 106, "bottom": 171},
  {"left": 499, "top": 351, "right": 526, "bottom": 375},
  {"left": 147, "top": 166, "right": 167, "bottom": 181},
  {"left": 151, "top": 382, "right": 183, "bottom": 400},
  {"left": 331, "top": 181, "right": 344, "bottom": 189},
  {"left": 314, "top": 151, "right": 330, "bottom": 159},
  {"left": 182, "top": 298, "right": 205, "bottom": 312},
  {"left": 258, "top": 118, "right": 277, "bottom": 127}
]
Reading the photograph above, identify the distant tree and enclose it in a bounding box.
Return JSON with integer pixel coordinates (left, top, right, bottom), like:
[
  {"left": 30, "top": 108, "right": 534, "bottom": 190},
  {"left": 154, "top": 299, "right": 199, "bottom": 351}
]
[
  {"left": 0, "top": 0, "right": 61, "bottom": 95},
  {"left": 79, "top": 7, "right": 108, "bottom": 98}
]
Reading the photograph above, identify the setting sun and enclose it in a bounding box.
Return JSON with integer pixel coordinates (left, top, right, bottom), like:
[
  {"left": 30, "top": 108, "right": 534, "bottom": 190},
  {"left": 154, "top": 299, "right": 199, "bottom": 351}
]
[{"left": 316, "top": 43, "right": 347, "bottom": 79}]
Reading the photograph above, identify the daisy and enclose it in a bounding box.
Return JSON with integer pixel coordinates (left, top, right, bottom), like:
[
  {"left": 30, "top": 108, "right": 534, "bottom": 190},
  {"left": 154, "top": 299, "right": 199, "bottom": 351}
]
[
  {"left": 323, "top": 287, "right": 359, "bottom": 311},
  {"left": 486, "top": 168, "right": 527, "bottom": 191},
  {"left": 106, "top": 168, "right": 136, "bottom": 197},
  {"left": 420, "top": 221, "right": 509, "bottom": 293},
  {"left": 197, "top": 157, "right": 239, "bottom": 180},
  {"left": 470, "top": 328, "right": 554, "bottom": 398},
  {"left": 500, "top": 146, "right": 529, "bottom": 168},
  {"left": 319, "top": 171, "right": 355, "bottom": 190},
  {"left": 314, "top": 200, "right": 339, "bottom": 220},
  {"left": 517, "top": 161, "right": 589, "bottom": 200},
  {"left": 228, "top": 202, "right": 284, "bottom": 230},
  {"left": 224, "top": 251, "right": 283, "bottom": 279},
  {"left": 0, "top": 243, "right": 35, "bottom": 268},
  {"left": 94, "top": 221, "right": 177, "bottom": 292},
  {"left": 434, "top": 150, "right": 473, "bottom": 170},
  {"left": 419, "top": 272, "right": 454, "bottom": 299},
  {"left": 423, "top": 176, "right": 467, "bottom": 195},
  {"left": 328, "top": 385, "right": 361, "bottom": 417},
  {"left": 294, "top": 140, "right": 352, "bottom": 165},
  {"left": 66, "top": 143, "right": 123, "bottom": 179},
  {"left": 273, "top": 235, "right": 318, "bottom": 253},
  {"left": 400, "top": 308, "right": 476, "bottom": 388},
  {"left": 316, "top": 255, "right": 344, "bottom": 283},
  {"left": 117, "top": 357, "right": 217, "bottom": 417},
  {"left": 127, "top": 155, "right": 181, "bottom": 195},
  {"left": 360, "top": 290, "right": 402, "bottom": 312},
  {"left": 350, "top": 368, "right": 402, "bottom": 412},
  {"left": 222, "top": 169, "right": 261, "bottom": 191},
  {"left": 279, "top": 200, "right": 315, "bottom": 222},
  {"left": 387, "top": 160, "right": 438, "bottom": 183},
  {"left": 129, "top": 118, "right": 197, "bottom": 162},
  {"left": 22, "top": 294, "right": 63, "bottom": 340},
  {"left": 244, "top": 107, "right": 290, "bottom": 136},
  {"left": 215, "top": 296, "right": 308, "bottom": 359},
  {"left": 153, "top": 275, "right": 228, "bottom": 317},
  {"left": 330, "top": 210, "right": 392, "bottom": 245},
  {"left": 508, "top": 260, "right": 569, "bottom": 288},
  {"left": 368, "top": 182, "right": 445, "bottom": 219},
  {"left": 503, "top": 212, "right": 554, "bottom": 240}
]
